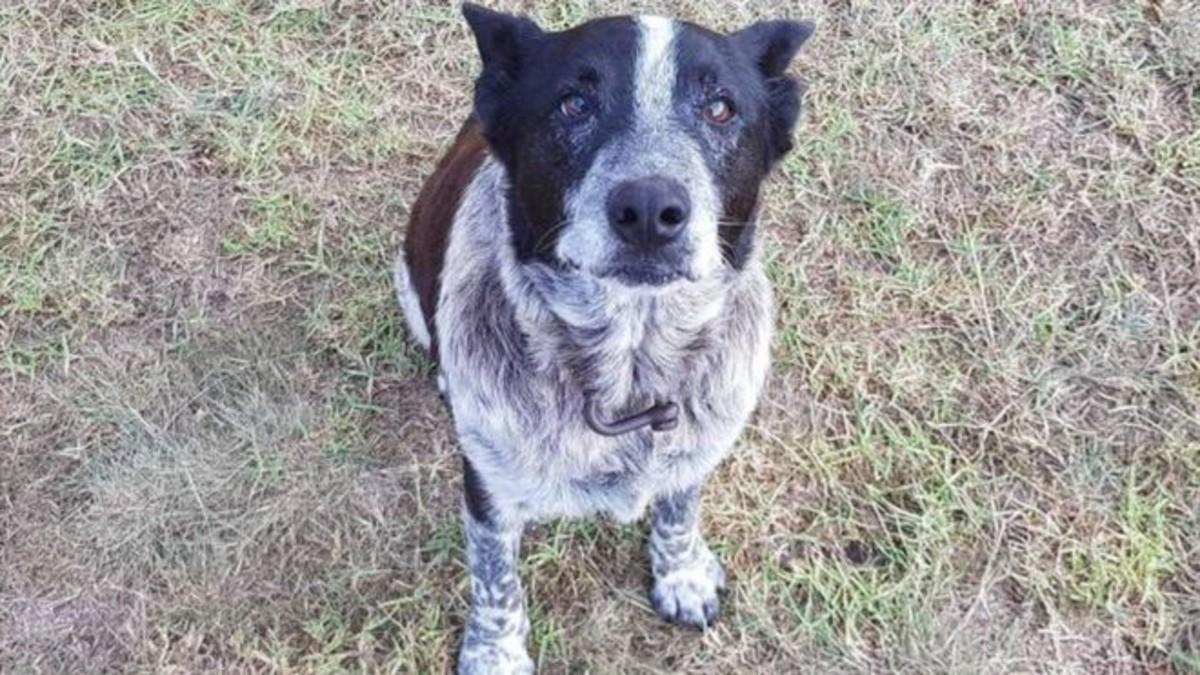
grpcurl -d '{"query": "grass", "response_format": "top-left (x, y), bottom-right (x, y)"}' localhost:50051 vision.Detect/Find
top-left (2, 0), bottom-right (1198, 672)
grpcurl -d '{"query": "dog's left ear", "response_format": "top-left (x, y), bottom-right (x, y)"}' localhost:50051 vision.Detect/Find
top-left (732, 20), bottom-right (815, 162)
top-left (732, 20), bottom-right (815, 79)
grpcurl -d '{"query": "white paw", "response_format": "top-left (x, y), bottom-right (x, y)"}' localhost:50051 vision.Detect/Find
top-left (457, 637), bottom-right (534, 675)
top-left (650, 546), bottom-right (726, 629)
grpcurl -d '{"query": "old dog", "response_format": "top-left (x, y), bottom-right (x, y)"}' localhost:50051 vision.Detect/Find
top-left (395, 5), bottom-right (814, 672)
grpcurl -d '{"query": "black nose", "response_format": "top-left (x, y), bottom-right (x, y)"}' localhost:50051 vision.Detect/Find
top-left (606, 177), bottom-right (691, 248)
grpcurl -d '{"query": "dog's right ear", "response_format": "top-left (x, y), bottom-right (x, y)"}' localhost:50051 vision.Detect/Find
top-left (462, 3), bottom-right (543, 83)
top-left (462, 4), bottom-right (544, 134)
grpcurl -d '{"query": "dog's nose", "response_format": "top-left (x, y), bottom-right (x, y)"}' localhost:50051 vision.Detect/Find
top-left (606, 177), bottom-right (691, 248)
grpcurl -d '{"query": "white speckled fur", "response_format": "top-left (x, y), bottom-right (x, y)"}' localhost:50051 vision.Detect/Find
top-left (393, 253), bottom-right (431, 350)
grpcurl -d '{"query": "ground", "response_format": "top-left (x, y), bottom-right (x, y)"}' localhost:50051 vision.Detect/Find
top-left (1, 0), bottom-right (1198, 672)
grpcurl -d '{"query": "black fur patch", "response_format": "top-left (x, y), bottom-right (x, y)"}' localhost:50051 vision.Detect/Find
top-left (466, 10), bottom-right (640, 262)
top-left (463, 456), bottom-right (494, 525)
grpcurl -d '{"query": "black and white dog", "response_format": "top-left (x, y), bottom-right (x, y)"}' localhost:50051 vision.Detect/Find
top-left (395, 5), bottom-right (813, 672)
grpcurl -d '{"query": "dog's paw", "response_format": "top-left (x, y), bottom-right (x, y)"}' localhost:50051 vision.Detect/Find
top-left (649, 546), bottom-right (726, 629)
top-left (457, 639), bottom-right (534, 675)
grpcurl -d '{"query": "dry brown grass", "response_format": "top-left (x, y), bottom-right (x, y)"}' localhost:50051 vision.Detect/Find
top-left (2, 0), bottom-right (1198, 672)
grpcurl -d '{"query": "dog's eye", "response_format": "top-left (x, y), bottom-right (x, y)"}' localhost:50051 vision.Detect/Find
top-left (559, 93), bottom-right (591, 119)
top-left (703, 97), bottom-right (736, 125)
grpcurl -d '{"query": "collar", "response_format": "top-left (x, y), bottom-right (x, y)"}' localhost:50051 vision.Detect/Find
top-left (584, 398), bottom-right (679, 436)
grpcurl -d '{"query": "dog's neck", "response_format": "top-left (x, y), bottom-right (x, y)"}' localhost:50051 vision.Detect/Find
top-left (498, 247), bottom-right (729, 412)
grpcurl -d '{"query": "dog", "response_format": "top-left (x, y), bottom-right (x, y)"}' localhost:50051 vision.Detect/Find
top-left (394, 5), bottom-right (813, 672)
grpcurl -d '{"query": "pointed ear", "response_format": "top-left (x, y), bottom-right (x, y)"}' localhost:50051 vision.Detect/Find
top-left (732, 20), bottom-right (815, 79)
top-left (732, 21), bottom-right (815, 164)
top-left (462, 3), bottom-right (544, 81)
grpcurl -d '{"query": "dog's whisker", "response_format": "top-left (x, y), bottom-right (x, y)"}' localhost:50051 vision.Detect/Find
top-left (532, 219), bottom-right (571, 255)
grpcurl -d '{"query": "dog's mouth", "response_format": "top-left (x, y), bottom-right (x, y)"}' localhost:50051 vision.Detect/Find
top-left (599, 249), bottom-right (694, 286)
top-left (604, 263), bottom-right (687, 287)
top-left (550, 255), bottom-right (689, 287)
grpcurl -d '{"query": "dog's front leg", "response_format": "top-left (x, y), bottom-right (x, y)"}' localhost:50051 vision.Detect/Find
top-left (648, 485), bottom-right (726, 629)
top-left (458, 460), bottom-right (532, 675)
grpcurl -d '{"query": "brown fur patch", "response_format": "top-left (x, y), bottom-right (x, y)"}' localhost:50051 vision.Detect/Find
top-left (402, 118), bottom-right (490, 361)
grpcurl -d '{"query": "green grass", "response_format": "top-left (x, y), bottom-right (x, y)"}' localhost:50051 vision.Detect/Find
top-left (2, 0), bottom-right (1199, 673)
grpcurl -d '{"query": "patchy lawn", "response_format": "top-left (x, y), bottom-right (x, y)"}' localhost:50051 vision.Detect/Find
top-left (1, 1), bottom-right (1198, 672)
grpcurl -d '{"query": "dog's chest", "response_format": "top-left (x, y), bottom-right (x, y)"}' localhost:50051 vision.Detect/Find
top-left (522, 349), bottom-right (756, 521)
top-left (441, 274), bottom-right (771, 522)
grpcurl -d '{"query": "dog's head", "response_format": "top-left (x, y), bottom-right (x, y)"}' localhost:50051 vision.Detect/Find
top-left (463, 4), bottom-right (813, 287)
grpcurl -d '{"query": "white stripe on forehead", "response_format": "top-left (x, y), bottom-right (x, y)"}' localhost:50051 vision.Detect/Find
top-left (635, 16), bottom-right (678, 127)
